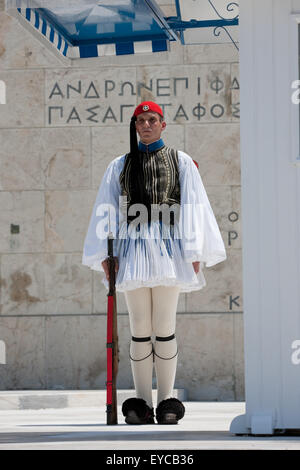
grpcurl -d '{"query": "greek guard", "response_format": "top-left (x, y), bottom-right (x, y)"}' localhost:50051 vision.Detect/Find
top-left (82, 101), bottom-right (226, 424)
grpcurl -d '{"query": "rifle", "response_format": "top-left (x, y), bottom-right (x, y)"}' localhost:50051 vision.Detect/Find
top-left (106, 230), bottom-right (119, 425)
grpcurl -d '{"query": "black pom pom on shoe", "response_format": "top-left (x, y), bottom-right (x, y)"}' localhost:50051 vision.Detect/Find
top-left (122, 398), bottom-right (154, 425)
top-left (156, 398), bottom-right (185, 425)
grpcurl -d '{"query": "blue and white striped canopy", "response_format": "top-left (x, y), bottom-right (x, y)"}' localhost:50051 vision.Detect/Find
top-left (6, 1), bottom-right (239, 60)
top-left (7, 1), bottom-right (178, 59)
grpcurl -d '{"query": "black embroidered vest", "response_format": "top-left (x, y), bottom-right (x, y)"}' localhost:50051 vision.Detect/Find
top-left (119, 145), bottom-right (181, 224)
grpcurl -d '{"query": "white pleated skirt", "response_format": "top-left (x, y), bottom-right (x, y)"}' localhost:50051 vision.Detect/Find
top-left (101, 220), bottom-right (206, 293)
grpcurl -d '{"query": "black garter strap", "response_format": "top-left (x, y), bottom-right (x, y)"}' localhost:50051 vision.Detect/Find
top-left (131, 336), bottom-right (151, 342)
top-left (130, 335), bottom-right (177, 361)
top-left (130, 336), bottom-right (153, 362)
top-left (153, 348), bottom-right (178, 361)
top-left (153, 334), bottom-right (178, 361)
top-left (155, 334), bottom-right (175, 342)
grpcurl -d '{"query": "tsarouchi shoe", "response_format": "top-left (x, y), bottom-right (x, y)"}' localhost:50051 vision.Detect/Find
top-left (122, 398), bottom-right (155, 425)
top-left (156, 398), bottom-right (185, 425)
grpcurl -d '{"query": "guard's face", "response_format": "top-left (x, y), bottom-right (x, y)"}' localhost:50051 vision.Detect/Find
top-left (135, 111), bottom-right (166, 144)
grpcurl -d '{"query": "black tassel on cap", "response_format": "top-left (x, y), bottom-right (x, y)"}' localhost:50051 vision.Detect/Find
top-left (126, 116), bottom-right (151, 222)
top-left (129, 115), bottom-right (138, 158)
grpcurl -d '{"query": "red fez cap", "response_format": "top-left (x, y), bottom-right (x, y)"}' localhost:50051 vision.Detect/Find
top-left (133, 101), bottom-right (164, 118)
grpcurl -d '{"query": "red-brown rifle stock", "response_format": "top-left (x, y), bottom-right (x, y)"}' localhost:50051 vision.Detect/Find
top-left (106, 233), bottom-right (118, 425)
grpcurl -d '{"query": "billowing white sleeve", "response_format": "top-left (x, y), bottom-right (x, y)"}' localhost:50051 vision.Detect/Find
top-left (82, 156), bottom-right (124, 272)
top-left (178, 151), bottom-right (227, 267)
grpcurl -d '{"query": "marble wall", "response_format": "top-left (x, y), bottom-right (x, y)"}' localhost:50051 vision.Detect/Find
top-left (0, 1), bottom-right (244, 400)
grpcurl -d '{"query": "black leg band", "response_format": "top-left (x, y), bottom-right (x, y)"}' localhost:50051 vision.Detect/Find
top-left (153, 334), bottom-right (178, 361)
top-left (130, 336), bottom-right (153, 362)
top-left (155, 334), bottom-right (175, 342)
top-left (131, 336), bottom-right (151, 342)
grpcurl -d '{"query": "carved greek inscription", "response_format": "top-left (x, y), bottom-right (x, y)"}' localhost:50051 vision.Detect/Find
top-left (228, 211), bottom-right (239, 246)
top-left (46, 73), bottom-right (240, 125)
top-left (230, 75), bottom-right (240, 119)
top-left (229, 295), bottom-right (240, 310)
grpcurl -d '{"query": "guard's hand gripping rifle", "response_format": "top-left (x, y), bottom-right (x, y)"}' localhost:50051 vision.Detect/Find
top-left (106, 231), bottom-right (119, 425)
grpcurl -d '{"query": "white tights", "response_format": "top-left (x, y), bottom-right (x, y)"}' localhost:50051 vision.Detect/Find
top-left (124, 285), bottom-right (181, 408)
